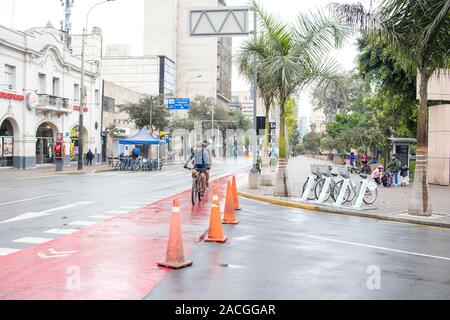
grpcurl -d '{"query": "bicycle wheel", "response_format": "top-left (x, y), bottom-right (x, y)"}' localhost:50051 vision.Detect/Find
top-left (314, 178), bottom-right (331, 201)
top-left (363, 188), bottom-right (378, 205)
top-left (302, 178), bottom-right (317, 200)
top-left (198, 175), bottom-right (205, 202)
top-left (191, 178), bottom-right (199, 205)
top-left (332, 180), bottom-right (351, 203)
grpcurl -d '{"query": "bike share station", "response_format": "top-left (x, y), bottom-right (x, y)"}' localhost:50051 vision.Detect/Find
top-left (116, 128), bottom-right (168, 171)
top-left (300, 164), bottom-right (379, 211)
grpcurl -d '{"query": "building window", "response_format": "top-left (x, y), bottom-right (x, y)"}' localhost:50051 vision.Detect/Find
top-left (74, 83), bottom-right (80, 102)
top-left (38, 73), bottom-right (47, 94)
top-left (4, 65), bottom-right (16, 90)
top-left (52, 77), bottom-right (60, 97)
top-left (95, 89), bottom-right (100, 108)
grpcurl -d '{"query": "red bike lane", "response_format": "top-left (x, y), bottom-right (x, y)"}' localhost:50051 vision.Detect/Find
top-left (0, 174), bottom-right (241, 300)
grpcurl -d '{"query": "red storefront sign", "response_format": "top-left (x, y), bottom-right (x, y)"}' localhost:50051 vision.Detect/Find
top-left (72, 105), bottom-right (89, 112)
top-left (0, 91), bottom-right (24, 101)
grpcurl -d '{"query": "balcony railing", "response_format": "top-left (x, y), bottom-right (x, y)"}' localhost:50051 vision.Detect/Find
top-left (37, 94), bottom-right (70, 110)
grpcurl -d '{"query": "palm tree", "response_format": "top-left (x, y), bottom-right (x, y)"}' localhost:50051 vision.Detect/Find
top-left (251, 2), bottom-right (348, 196)
top-left (235, 33), bottom-right (276, 163)
top-left (331, 0), bottom-right (450, 216)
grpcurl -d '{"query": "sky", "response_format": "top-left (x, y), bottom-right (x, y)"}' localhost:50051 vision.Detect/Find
top-left (0, 0), bottom-right (374, 117)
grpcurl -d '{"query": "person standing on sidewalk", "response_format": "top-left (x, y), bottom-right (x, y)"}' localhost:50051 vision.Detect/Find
top-left (86, 149), bottom-right (94, 166)
top-left (387, 154), bottom-right (401, 186)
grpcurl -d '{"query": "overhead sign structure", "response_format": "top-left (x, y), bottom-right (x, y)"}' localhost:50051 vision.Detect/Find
top-left (189, 6), bottom-right (250, 36)
top-left (167, 98), bottom-right (190, 110)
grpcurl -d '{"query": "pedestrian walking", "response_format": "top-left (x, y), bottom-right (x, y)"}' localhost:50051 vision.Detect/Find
top-left (86, 149), bottom-right (94, 166)
top-left (386, 154), bottom-right (401, 186)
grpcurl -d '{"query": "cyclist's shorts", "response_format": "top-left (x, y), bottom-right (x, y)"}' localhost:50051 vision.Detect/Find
top-left (194, 165), bottom-right (207, 173)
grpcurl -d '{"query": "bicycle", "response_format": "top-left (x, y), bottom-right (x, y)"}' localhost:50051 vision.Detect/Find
top-left (302, 171), bottom-right (323, 201)
top-left (184, 165), bottom-right (206, 205)
top-left (314, 172), bottom-right (341, 201)
top-left (332, 173), bottom-right (378, 205)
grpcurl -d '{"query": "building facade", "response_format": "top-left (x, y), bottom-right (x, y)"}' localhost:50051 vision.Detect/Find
top-left (143, 0), bottom-right (232, 110)
top-left (102, 45), bottom-right (176, 98)
top-left (425, 69), bottom-right (450, 186)
top-left (101, 80), bottom-right (144, 161)
top-left (0, 23), bottom-right (102, 169)
top-left (309, 107), bottom-right (327, 133)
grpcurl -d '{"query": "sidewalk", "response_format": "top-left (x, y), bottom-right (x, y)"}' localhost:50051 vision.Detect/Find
top-left (240, 156), bottom-right (450, 229)
top-left (0, 163), bottom-right (114, 180)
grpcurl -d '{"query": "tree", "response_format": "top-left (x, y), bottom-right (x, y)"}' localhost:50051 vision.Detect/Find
top-left (331, 0), bottom-right (450, 216)
top-left (235, 28), bottom-right (276, 156)
top-left (106, 124), bottom-right (126, 140)
top-left (120, 95), bottom-right (170, 133)
top-left (249, 2), bottom-right (349, 196)
top-left (356, 35), bottom-right (417, 137)
top-left (312, 74), bottom-right (353, 122)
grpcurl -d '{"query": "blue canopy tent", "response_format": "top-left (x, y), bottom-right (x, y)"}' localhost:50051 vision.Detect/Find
top-left (119, 128), bottom-right (167, 145)
top-left (119, 128), bottom-right (167, 161)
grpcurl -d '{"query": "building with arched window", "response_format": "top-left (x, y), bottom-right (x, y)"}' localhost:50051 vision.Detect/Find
top-left (0, 23), bottom-right (103, 169)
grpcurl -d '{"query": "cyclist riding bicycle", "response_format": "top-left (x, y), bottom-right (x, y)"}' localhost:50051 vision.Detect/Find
top-left (184, 142), bottom-right (212, 188)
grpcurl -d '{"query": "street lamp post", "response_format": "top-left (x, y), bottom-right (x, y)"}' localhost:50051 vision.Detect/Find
top-left (249, 7), bottom-right (260, 188)
top-left (78, 0), bottom-right (115, 171)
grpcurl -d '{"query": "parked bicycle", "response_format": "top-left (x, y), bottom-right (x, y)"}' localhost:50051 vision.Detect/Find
top-left (332, 173), bottom-right (378, 205)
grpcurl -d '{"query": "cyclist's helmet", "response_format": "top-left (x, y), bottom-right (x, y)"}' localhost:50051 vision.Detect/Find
top-left (377, 165), bottom-right (384, 169)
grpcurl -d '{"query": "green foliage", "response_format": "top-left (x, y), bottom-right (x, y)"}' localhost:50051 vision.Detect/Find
top-left (169, 96), bottom-right (251, 132)
top-left (302, 132), bottom-right (323, 154)
top-left (106, 124), bottom-right (126, 140)
top-left (119, 95), bottom-right (170, 133)
top-left (357, 35), bottom-right (417, 137)
top-left (240, 0), bottom-right (349, 163)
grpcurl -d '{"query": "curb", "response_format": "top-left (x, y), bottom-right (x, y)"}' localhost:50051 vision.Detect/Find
top-left (238, 191), bottom-right (450, 229)
top-left (237, 191), bottom-right (317, 211)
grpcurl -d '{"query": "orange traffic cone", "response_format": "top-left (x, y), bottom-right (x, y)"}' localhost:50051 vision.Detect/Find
top-left (205, 188), bottom-right (227, 243)
top-left (232, 175), bottom-right (241, 210)
top-left (223, 181), bottom-right (239, 224)
top-left (157, 198), bottom-right (193, 269)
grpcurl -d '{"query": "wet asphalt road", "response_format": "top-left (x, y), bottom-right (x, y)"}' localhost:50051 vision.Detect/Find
top-left (0, 159), bottom-right (251, 256)
top-left (146, 198), bottom-right (450, 300)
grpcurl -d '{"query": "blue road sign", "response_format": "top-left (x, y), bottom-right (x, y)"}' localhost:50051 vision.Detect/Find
top-left (167, 98), bottom-right (190, 110)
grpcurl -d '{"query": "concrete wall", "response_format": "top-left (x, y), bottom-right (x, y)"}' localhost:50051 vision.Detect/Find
top-left (102, 81), bottom-right (143, 158)
top-left (428, 104), bottom-right (450, 186)
top-left (418, 69), bottom-right (450, 101)
top-left (143, 0), bottom-right (232, 112)
top-left (102, 56), bottom-right (160, 96)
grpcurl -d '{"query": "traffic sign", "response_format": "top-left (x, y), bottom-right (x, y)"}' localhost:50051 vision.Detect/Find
top-left (167, 98), bottom-right (190, 110)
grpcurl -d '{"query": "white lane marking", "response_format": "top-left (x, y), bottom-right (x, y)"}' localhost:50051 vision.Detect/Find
top-left (302, 234), bottom-right (450, 262)
top-left (0, 248), bottom-right (21, 256)
top-left (44, 228), bottom-right (78, 235)
top-left (89, 215), bottom-right (112, 219)
top-left (68, 220), bottom-right (97, 226)
top-left (0, 201), bottom-right (93, 224)
top-left (13, 237), bottom-right (53, 244)
top-left (0, 193), bottom-right (65, 207)
top-left (38, 248), bottom-right (77, 259)
top-left (105, 210), bottom-right (128, 215)
top-left (120, 206), bottom-right (140, 210)
top-left (0, 187), bottom-right (12, 191)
